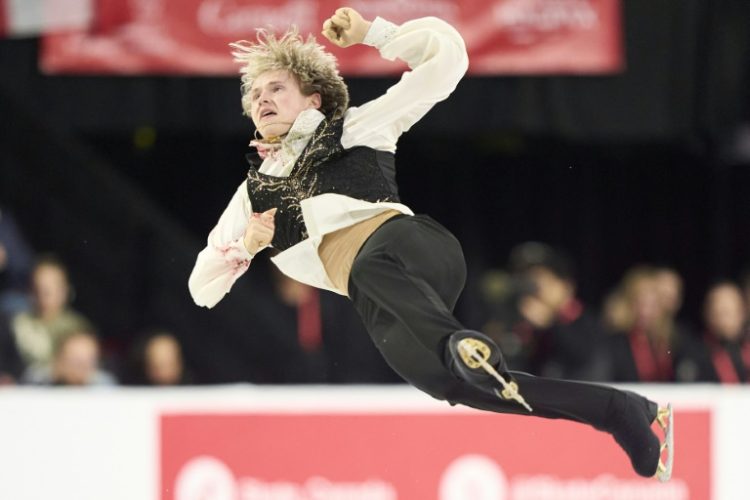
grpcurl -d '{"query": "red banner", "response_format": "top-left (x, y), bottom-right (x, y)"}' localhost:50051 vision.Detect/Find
top-left (161, 409), bottom-right (708, 500)
top-left (0, 0), bottom-right (6, 38)
top-left (41, 0), bottom-right (623, 76)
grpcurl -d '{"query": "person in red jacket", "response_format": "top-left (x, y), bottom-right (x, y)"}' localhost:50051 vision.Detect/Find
top-left (676, 281), bottom-right (750, 383)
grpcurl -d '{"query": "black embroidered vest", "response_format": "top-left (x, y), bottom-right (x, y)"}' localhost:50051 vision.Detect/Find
top-left (246, 117), bottom-right (400, 250)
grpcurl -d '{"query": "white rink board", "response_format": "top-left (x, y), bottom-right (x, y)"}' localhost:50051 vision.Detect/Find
top-left (0, 384), bottom-right (740, 500)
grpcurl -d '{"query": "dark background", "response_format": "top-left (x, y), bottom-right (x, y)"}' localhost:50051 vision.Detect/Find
top-left (1, 0), bottom-right (749, 382)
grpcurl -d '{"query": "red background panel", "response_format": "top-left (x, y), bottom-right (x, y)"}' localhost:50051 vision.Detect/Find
top-left (161, 409), bottom-right (709, 499)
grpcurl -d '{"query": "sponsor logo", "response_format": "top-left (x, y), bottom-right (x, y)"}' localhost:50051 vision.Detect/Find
top-left (440, 454), bottom-right (509, 500)
top-left (174, 456), bottom-right (397, 500)
top-left (439, 454), bottom-right (689, 500)
top-left (174, 456), bottom-right (237, 500)
top-left (198, 0), bottom-right (317, 36)
top-left (510, 474), bottom-right (689, 500)
top-left (349, 0), bottom-right (460, 24)
top-left (175, 453), bottom-right (690, 500)
top-left (493, 0), bottom-right (600, 44)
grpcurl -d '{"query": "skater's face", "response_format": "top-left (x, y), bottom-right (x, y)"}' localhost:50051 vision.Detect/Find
top-left (249, 69), bottom-right (321, 139)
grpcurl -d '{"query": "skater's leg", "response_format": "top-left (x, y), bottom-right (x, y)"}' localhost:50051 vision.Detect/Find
top-left (458, 372), bottom-right (662, 478)
top-left (349, 216), bottom-right (517, 397)
top-left (350, 214), bottom-right (599, 420)
top-left (348, 215), bottom-right (666, 478)
top-left (349, 214), bottom-right (466, 355)
top-left (357, 291), bottom-right (663, 478)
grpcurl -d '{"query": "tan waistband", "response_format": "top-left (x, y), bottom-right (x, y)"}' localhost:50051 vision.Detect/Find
top-left (317, 209), bottom-right (402, 295)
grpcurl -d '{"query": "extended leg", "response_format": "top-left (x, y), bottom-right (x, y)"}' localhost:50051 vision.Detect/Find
top-left (348, 216), bottom-right (668, 478)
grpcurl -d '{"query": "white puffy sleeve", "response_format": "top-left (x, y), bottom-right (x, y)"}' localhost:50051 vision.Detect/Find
top-left (342, 16), bottom-right (470, 153)
top-left (188, 182), bottom-right (254, 308)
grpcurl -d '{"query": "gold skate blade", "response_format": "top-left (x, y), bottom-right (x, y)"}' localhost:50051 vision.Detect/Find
top-left (656, 406), bottom-right (670, 430)
top-left (457, 338), bottom-right (492, 369)
top-left (500, 381), bottom-right (519, 400)
top-left (457, 340), bottom-right (533, 413)
top-left (654, 403), bottom-right (674, 483)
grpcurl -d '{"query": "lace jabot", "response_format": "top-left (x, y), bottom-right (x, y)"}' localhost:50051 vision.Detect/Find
top-left (249, 108), bottom-right (326, 171)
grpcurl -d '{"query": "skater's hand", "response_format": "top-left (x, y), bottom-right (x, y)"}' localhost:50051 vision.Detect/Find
top-left (243, 208), bottom-right (276, 255)
top-left (321, 7), bottom-right (371, 48)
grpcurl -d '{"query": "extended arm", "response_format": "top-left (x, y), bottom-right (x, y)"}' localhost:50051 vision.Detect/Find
top-left (323, 8), bottom-right (470, 151)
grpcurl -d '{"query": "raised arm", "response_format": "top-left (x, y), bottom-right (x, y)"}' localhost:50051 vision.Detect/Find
top-left (322, 8), bottom-right (469, 152)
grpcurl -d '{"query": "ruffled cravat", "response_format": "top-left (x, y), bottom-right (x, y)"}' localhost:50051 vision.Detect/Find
top-left (249, 109), bottom-right (326, 172)
top-left (249, 138), bottom-right (282, 160)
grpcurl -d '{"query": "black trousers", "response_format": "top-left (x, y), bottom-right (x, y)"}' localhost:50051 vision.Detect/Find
top-left (348, 214), bottom-right (658, 440)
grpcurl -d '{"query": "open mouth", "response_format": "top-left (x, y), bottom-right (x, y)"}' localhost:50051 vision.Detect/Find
top-left (260, 110), bottom-right (276, 119)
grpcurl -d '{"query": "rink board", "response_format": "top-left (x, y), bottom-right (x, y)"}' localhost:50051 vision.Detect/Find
top-left (0, 385), bottom-right (735, 499)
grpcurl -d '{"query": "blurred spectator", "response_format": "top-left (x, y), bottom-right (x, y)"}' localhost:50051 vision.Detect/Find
top-left (506, 242), bottom-right (609, 380)
top-left (604, 266), bottom-right (679, 382)
top-left (602, 288), bottom-right (630, 335)
top-left (127, 330), bottom-right (192, 386)
top-left (740, 267), bottom-right (750, 318)
top-left (10, 254), bottom-right (93, 375)
top-left (472, 268), bottom-right (527, 370)
top-left (23, 329), bottom-right (116, 386)
top-left (0, 207), bottom-right (34, 317)
top-left (654, 266), bottom-right (694, 337)
top-left (267, 264), bottom-right (328, 382)
top-left (675, 282), bottom-right (750, 383)
top-left (268, 261), bottom-right (401, 384)
top-left (0, 312), bottom-right (23, 384)
top-left (654, 267), bottom-right (683, 320)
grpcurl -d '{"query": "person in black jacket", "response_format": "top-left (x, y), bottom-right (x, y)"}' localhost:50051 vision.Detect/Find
top-left (0, 312), bottom-right (22, 384)
top-left (0, 207), bottom-right (33, 317)
top-left (509, 242), bottom-right (610, 381)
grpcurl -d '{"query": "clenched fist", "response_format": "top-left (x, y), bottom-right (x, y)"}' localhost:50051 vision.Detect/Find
top-left (243, 207), bottom-right (277, 255)
top-left (321, 7), bottom-right (371, 48)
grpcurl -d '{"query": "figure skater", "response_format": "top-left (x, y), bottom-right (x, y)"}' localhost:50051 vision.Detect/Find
top-left (188, 7), bottom-right (673, 481)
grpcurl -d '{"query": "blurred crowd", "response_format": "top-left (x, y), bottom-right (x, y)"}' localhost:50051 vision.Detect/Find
top-left (476, 242), bottom-right (750, 384)
top-left (0, 207), bottom-right (190, 387)
top-left (2, 204), bottom-right (750, 388)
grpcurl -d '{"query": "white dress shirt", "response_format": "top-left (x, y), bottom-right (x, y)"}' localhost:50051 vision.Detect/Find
top-left (189, 16), bottom-right (469, 308)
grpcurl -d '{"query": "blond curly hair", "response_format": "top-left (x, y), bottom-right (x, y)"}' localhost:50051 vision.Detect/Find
top-left (231, 28), bottom-right (349, 120)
